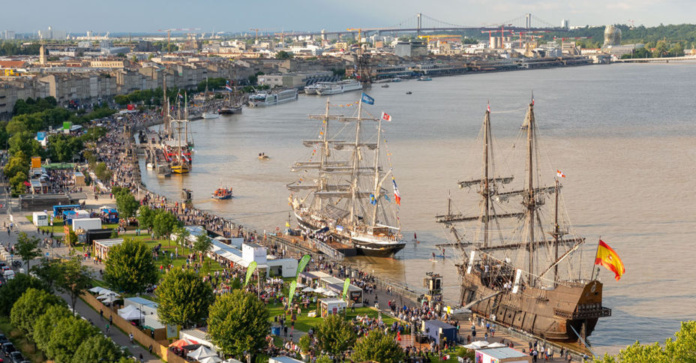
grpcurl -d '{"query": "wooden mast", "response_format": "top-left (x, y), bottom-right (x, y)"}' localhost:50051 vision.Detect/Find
top-left (483, 107), bottom-right (491, 248)
top-left (525, 101), bottom-right (536, 286)
top-left (554, 178), bottom-right (560, 285)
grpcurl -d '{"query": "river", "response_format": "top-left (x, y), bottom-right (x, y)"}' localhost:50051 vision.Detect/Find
top-left (140, 63), bottom-right (696, 354)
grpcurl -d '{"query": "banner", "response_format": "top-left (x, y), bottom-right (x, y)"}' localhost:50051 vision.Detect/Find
top-left (361, 93), bottom-right (374, 105)
top-left (296, 254), bottom-right (311, 279)
top-left (288, 280), bottom-right (297, 308)
top-left (342, 278), bottom-right (351, 299)
top-left (244, 261), bottom-right (257, 287)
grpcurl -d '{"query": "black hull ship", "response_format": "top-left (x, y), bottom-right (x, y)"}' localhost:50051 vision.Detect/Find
top-left (288, 98), bottom-right (406, 257)
top-left (437, 101), bottom-right (611, 343)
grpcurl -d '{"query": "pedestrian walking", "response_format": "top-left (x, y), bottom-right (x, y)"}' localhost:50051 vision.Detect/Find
top-left (129, 332), bottom-right (134, 344)
top-left (106, 323), bottom-right (110, 334)
top-left (100, 309), bottom-right (104, 321)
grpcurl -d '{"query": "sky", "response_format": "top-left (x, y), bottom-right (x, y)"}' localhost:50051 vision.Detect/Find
top-left (2, 0), bottom-right (695, 34)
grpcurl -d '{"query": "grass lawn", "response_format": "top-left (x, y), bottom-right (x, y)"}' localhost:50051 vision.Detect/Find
top-left (267, 303), bottom-right (397, 332)
top-left (0, 316), bottom-right (47, 362)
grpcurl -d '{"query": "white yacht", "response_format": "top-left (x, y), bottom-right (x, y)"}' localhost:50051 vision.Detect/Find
top-left (248, 89), bottom-right (298, 107)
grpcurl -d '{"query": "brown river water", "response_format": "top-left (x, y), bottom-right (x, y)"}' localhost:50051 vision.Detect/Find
top-left (140, 63), bottom-right (696, 353)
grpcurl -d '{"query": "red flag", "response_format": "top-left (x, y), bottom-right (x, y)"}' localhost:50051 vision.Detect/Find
top-left (381, 112), bottom-right (392, 122)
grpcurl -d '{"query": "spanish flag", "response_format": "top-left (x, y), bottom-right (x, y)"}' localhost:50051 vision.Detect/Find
top-left (595, 240), bottom-right (625, 281)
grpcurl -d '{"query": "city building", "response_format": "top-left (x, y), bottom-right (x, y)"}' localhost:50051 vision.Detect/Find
top-left (395, 41), bottom-right (428, 58)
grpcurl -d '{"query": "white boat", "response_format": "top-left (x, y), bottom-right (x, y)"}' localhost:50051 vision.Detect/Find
top-left (248, 89), bottom-right (298, 107)
top-left (316, 80), bottom-right (363, 96)
top-left (305, 82), bottom-right (331, 95)
top-left (202, 111), bottom-right (220, 119)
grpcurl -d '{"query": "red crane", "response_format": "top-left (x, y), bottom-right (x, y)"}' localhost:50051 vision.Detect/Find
top-left (481, 24), bottom-right (513, 49)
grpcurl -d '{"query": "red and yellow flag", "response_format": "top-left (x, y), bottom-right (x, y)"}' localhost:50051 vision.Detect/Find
top-left (595, 240), bottom-right (625, 281)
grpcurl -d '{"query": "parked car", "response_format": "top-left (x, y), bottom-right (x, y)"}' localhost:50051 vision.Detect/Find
top-left (9, 351), bottom-right (24, 363)
top-left (1, 342), bottom-right (15, 355)
top-left (0, 333), bottom-right (8, 344)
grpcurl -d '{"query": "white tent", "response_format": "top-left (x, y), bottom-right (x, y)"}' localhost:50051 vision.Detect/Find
top-left (301, 287), bottom-right (315, 293)
top-left (200, 356), bottom-right (223, 363)
top-left (471, 340), bottom-right (490, 349)
top-left (187, 345), bottom-right (217, 360)
top-left (324, 291), bottom-right (338, 297)
top-left (89, 286), bottom-right (106, 294)
top-left (314, 287), bottom-right (328, 295)
top-left (101, 295), bottom-right (119, 304)
top-left (118, 305), bottom-right (142, 321)
top-left (224, 359), bottom-right (243, 363)
top-left (487, 342), bottom-right (506, 348)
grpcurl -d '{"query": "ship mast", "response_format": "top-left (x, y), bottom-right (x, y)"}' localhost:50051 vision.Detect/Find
top-left (370, 116), bottom-right (383, 227)
top-left (524, 101), bottom-right (537, 286)
top-left (348, 97), bottom-right (363, 225)
top-left (482, 108), bottom-right (491, 248)
top-left (553, 178), bottom-right (560, 285)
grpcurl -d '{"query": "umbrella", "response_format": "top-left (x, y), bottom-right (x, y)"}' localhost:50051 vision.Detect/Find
top-left (324, 291), bottom-right (338, 297)
top-left (302, 287), bottom-right (315, 293)
top-left (200, 356), bottom-right (222, 363)
top-left (471, 340), bottom-right (490, 349)
top-left (314, 287), bottom-right (327, 294)
top-left (101, 295), bottom-right (119, 304)
top-left (187, 345), bottom-right (216, 360)
top-left (296, 282), bottom-right (306, 288)
top-left (89, 286), bottom-right (106, 294)
top-left (224, 359), bottom-right (243, 363)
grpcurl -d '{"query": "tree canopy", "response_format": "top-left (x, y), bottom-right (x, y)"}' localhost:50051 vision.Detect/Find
top-left (114, 187), bottom-right (140, 219)
top-left (314, 314), bottom-right (357, 357)
top-left (0, 273), bottom-right (48, 316)
top-left (71, 335), bottom-right (123, 363)
top-left (351, 330), bottom-right (405, 363)
top-left (153, 210), bottom-right (181, 238)
top-left (208, 290), bottom-right (271, 359)
top-left (157, 268), bottom-right (215, 328)
top-left (10, 288), bottom-right (65, 341)
top-left (595, 321), bottom-right (696, 362)
top-left (45, 315), bottom-right (100, 363)
top-left (56, 258), bottom-right (93, 314)
top-left (34, 304), bottom-right (72, 352)
top-left (14, 232), bottom-right (42, 271)
top-left (104, 238), bottom-right (158, 293)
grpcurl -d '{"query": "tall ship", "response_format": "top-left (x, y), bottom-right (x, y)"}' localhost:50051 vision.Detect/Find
top-left (219, 80), bottom-right (244, 115)
top-left (287, 98), bottom-right (406, 256)
top-left (316, 80), bottom-right (363, 96)
top-left (248, 88), bottom-right (298, 107)
top-left (201, 78), bottom-right (220, 119)
top-left (436, 101), bottom-right (611, 344)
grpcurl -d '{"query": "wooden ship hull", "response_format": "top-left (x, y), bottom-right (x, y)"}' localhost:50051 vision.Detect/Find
top-left (461, 268), bottom-right (611, 342)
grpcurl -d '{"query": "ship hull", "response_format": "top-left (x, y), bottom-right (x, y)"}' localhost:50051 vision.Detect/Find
top-left (461, 271), bottom-right (610, 342)
top-left (294, 212), bottom-right (405, 257)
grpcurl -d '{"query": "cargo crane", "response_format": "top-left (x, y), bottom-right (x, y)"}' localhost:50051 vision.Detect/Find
top-left (481, 25), bottom-right (514, 49)
top-left (512, 30), bottom-right (548, 48)
top-left (158, 28), bottom-right (201, 53)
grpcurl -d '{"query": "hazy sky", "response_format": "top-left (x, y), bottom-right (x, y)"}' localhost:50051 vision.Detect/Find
top-left (2, 0), bottom-right (695, 34)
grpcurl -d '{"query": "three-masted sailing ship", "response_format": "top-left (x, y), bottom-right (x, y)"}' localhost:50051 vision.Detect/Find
top-left (287, 97), bottom-right (405, 256)
top-left (436, 101), bottom-right (611, 343)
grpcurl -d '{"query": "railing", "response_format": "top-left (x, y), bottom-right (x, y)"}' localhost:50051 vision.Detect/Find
top-left (553, 307), bottom-right (612, 320)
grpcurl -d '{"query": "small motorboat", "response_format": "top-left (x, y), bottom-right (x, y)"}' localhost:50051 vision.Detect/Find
top-left (406, 91), bottom-right (412, 95)
top-left (258, 152), bottom-right (270, 160)
top-left (381, 84), bottom-right (389, 88)
top-left (212, 187), bottom-right (233, 200)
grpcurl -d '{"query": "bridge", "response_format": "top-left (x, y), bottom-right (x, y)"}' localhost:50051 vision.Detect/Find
top-left (259, 13), bottom-right (566, 39)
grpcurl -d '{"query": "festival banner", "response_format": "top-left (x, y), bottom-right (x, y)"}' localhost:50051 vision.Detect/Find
top-left (342, 278), bottom-right (351, 299)
top-left (288, 280), bottom-right (297, 307)
top-left (244, 261), bottom-right (258, 287)
top-left (296, 254), bottom-right (311, 279)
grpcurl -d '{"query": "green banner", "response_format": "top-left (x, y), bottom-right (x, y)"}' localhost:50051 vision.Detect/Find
top-left (342, 278), bottom-right (351, 299)
top-left (288, 280), bottom-right (297, 308)
top-left (244, 261), bottom-right (257, 287)
top-left (296, 254), bottom-right (311, 279)
top-left (63, 121), bottom-right (72, 130)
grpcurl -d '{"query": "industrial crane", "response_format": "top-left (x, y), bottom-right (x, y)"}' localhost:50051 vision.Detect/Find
top-left (481, 25), bottom-right (513, 49)
top-left (158, 28), bottom-right (201, 53)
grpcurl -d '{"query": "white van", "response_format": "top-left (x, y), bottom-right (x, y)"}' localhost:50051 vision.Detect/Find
top-left (3, 270), bottom-right (15, 280)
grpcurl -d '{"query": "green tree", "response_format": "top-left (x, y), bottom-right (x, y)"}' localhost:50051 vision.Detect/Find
top-left (314, 314), bottom-right (357, 357)
top-left (0, 273), bottom-right (48, 316)
top-left (34, 304), bottom-right (72, 352)
top-left (153, 210), bottom-right (181, 239)
top-left (31, 258), bottom-right (64, 292)
top-left (137, 205), bottom-right (157, 230)
top-left (173, 225), bottom-right (191, 248)
top-left (10, 288), bottom-right (65, 341)
top-left (10, 170), bottom-right (27, 196)
top-left (71, 335), bottom-right (123, 363)
top-left (653, 40), bottom-right (669, 57)
top-left (157, 269), bottom-right (215, 328)
top-left (115, 189), bottom-right (140, 219)
top-left (56, 258), bottom-right (92, 315)
top-left (193, 233), bottom-right (212, 263)
top-left (208, 290), bottom-right (271, 360)
top-left (351, 330), bottom-right (405, 363)
top-left (104, 238), bottom-right (158, 294)
top-left (14, 232), bottom-right (42, 271)
top-left (275, 50), bottom-right (293, 60)
top-left (595, 321), bottom-right (696, 362)
top-left (46, 316), bottom-right (99, 363)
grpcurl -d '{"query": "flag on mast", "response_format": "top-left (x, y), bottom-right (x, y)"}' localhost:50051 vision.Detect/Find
top-left (381, 112), bottom-right (392, 122)
top-left (392, 179), bottom-right (401, 205)
top-left (361, 93), bottom-right (374, 105)
top-left (557, 170), bottom-right (566, 178)
top-left (595, 240), bottom-right (625, 281)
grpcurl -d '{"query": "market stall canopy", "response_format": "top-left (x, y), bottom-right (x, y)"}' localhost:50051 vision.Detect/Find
top-left (187, 345), bottom-right (217, 360)
top-left (301, 287), bottom-right (315, 293)
top-left (200, 356), bottom-right (223, 363)
top-left (118, 305), bottom-right (143, 321)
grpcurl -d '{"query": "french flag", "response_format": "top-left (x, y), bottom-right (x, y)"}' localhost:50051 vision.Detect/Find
top-left (392, 180), bottom-right (401, 206)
